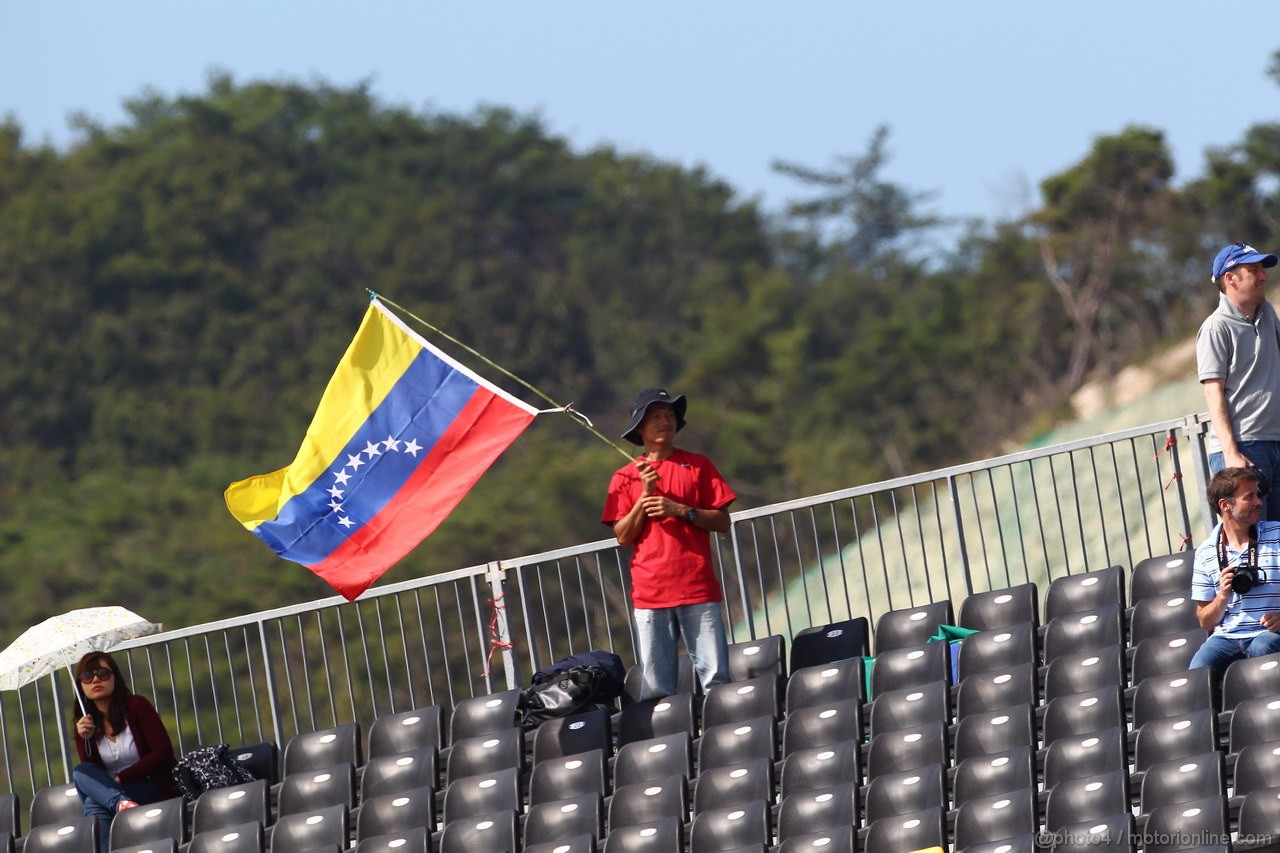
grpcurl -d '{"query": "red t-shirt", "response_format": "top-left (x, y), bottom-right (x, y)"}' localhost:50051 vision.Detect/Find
top-left (601, 448), bottom-right (736, 609)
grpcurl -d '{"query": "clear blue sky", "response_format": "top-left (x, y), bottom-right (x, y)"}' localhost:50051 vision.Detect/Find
top-left (3, 2), bottom-right (1278, 227)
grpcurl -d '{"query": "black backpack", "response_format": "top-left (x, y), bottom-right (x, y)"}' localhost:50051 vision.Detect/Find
top-left (172, 744), bottom-right (256, 800)
top-left (519, 650), bottom-right (625, 729)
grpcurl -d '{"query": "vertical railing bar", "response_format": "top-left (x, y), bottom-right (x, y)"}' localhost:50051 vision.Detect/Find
top-left (593, 552), bottom-right (615, 655)
top-left (982, 469), bottom-right (1007, 592)
top-left (298, 614), bottom-right (318, 732)
top-left (392, 595), bottom-right (414, 714)
top-left (784, 510), bottom-right (805, 639)
top-left (888, 491), bottom-right (919, 605)
top-left (1090, 446), bottom-right (1112, 570)
top-left (255, 620), bottom-right (283, 754)
top-left (828, 501), bottom-right (853, 620)
top-left (964, 473), bottom-right (990, 592)
top-left (1029, 457), bottom-right (1050, 586)
top-left (850, 497), bottom-right (873, 616)
top-left (514, 568), bottom-right (541, 680)
top-left (222, 631), bottom-right (245, 746)
top-left (350, 603), bottom-right (374, 721)
top-left (412, 589), bottom-right (433, 708)
top-left (202, 634), bottom-right (222, 744)
top-left (1065, 450), bottom-right (1087, 579)
top-left (486, 563), bottom-right (517, 690)
top-left (469, 575), bottom-right (492, 695)
top-left (534, 567), bottom-right (554, 669)
top-left (1005, 464), bottom-right (1025, 590)
top-left (808, 504), bottom-right (832, 625)
top-left (1170, 427), bottom-right (1195, 550)
top-left (276, 619), bottom-right (299, 738)
top-left (870, 494), bottom-right (894, 611)
top-left (433, 591), bottom-right (455, 709)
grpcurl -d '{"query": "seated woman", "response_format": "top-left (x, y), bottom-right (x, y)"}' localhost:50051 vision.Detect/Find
top-left (70, 651), bottom-right (176, 853)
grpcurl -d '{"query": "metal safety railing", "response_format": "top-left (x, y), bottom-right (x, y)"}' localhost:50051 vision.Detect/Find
top-left (0, 412), bottom-right (1216, 806)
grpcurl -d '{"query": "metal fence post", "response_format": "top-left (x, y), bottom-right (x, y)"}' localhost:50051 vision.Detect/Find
top-left (948, 474), bottom-right (976, 597)
top-left (726, 521), bottom-right (756, 641)
top-left (486, 562), bottom-right (518, 691)
top-left (256, 619), bottom-right (283, 753)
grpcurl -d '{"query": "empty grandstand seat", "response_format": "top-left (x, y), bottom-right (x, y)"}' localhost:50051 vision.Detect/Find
top-left (955, 620), bottom-right (1037, 681)
top-left (789, 618), bottom-right (870, 672)
top-left (612, 733), bottom-right (692, 789)
top-left (1222, 651), bottom-right (1280, 719)
top-left (112, 839), bottom-right (177, 853)
top-left (22, 818), bottom-right (97, 853)
top-left (1138, 751), bottom-right (1226, 815)
top-left (1131, 552), bottom-right (1195, 605)
top-left (0, 793), bottom-right (16, 837)
top-left (867, 679), bottom-right (950, 738)
top-left (955, 662), bottom-right (1038, 719)
top-left (1129, 630), bottom-right (1208, 686)
top-left (1047, 812), bottom-right (1135, 851)
top-left (1042, 603), bottom-right (1124, 665)
top-left (190, 780), bottom-right (270, 837)
top-left (522, 793), bottom-right (604, 846)
top-left (1044, 565), bottom-right (1125, 621)
top-left (436, 809), bottom-right (517, 853)
top-left (780, 697), bottom-right (863, 756)
top-left (697, 716), bottom-right (777, 772)
top-left (607, 775), bottom-right (688, 831)
top-left (1236, 786), bottom-right (1280, 851)
top-left (952, 746), bottom-right (1037, 807)
top-left (448, 689), bottom-right (522, 742)
top-left (778, 739), bottom-right (861, 798)
top-left (701, 675), bottom-right (782, 728)
top-left (1042, 645), bottom-right (1125, 704)
top-left (775, 781), bottom-right (859, 840)
top-left (1141, 795), bottom-right (1229, 853)
top-left (952, 787), bottom-right (1039, 852)
top-left (367, 706), bottom-right (444, 758)
top-left (531, 708), bottom-right (612, 763)
top-left (868, 640), bottom-right (950, 698)
top-left (1042, 768), bottom-right (1130, 832)
top-left (445, 727), bottom-right (523, 783)
top-left (528, 748), bottom-right (608, 806)
top-left (862, 764), bottom-right (944, 824)
top-left (525, 836), bottom-right (595, 853)
top-left (774, 825), bottom-right (856, 853)
top-left (601, 816), bottom-right (683, 853)
top-left (108, 797), bottom-right (186, 851)
top-left (784, 658), bottom-right (864, 712)
top-left (691, 757), bottom-right (774, 815)
top-left (1132, 667), bottom-right (1219, 731)
top-left (865, 720), bottom-right (948, 781)
top-left (1128, 593), bottom-right (1200, 646)
top-left (617, 693), bottom-right (697, 747)
top-left (354, 785), bottom-right (436, 843)
top-left (1041, 685), bottom-right (1125, 747)
top-left (1043, 726), bottom-right (1128, 789)
top-left (352, 827), bottom-right (429, 853)
top-left (861, 807), bottom-right (946, 853)
top-left (1231, 739), bottom-right (1280, 797)
top-left (441, 766), bottom-right (521, 824)
top-left (28, 785), bottom-right (82, 835)
top-left (1229, 694), bottom-right (1280, 754)
top-left (621, 657), bottom-right (696, 706)
top-left (873, 601), bottom-right (955, 655)
top-left (1133, 708), bottom-right (1218, 775)
top-left (359, 747), bottom-right (439, 802)
top-left (268, 805), bottom-right (348, 853)
top-left (727, 635), bottom-right (786, 681)
top-left (958, 583), bottom-right (1040, 632)
top-left (187, 821), bottom-right (264, 853)
top-left (276, 762), bottom-right (356, 818)
top-left (281, 722), bottom-right (362, 777)
top-left (687, 799), bottom-right (771, 853)
top-left (228, 742), bottom-right (279, 788)
top-left (953, 704), bottom-right (1036, 764)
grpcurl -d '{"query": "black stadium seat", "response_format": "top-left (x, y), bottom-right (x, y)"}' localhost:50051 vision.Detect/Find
top-left (789, 618), bottom-right (870, 672)
top-left (367, 706), bottom-right (444, 758)
top-left (281, 723), bottom-right (362, 777)
top-left (958, 583), bottom-right (1039, 632)
top-left (874, 601), bottom-right (954, 655)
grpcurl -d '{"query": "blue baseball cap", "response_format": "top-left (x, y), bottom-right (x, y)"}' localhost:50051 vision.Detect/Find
top-left (1212, 242), bottom-right (1278, 280)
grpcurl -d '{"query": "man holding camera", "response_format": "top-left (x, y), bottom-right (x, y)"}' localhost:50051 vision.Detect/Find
top-left (1197, 241), bottom-right (1280, 519)
top-left (1189, 467), bottom-right (1280, 680)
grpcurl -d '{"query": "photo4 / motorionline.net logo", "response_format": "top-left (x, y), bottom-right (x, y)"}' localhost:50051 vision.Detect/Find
top-left (1033, 829), bottom-right (1251, 848)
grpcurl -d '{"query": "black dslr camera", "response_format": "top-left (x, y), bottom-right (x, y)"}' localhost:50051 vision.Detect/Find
top-left (1232, 562), bottom-right (1263, 595)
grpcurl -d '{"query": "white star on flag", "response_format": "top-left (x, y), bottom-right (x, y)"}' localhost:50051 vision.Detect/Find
top-left (346, 453), bottom-right (365, 470)
top-left (403, 438), bottom-right (423, 457)
top-left (382, 436), bottom-right (401, 452)
top-left (364, 440), bottom-right (382, 458)
top-left (337, 516), bottom-right (355, 528)
top-left (334, 471), bottom-right (351, 485)
top-left (329, 500), bottom-right (344, 512)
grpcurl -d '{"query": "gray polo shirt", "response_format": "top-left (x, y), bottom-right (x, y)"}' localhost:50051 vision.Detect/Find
top-left (1197, 293), bottom-right (1280, 452)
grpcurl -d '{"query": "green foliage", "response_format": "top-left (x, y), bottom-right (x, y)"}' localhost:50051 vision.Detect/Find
top-left (2, 74), bottom-right (1279, 640)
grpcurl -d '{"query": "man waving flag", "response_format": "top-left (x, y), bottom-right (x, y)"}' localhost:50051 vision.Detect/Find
top-left (225, 298), bottom-right (537, 601)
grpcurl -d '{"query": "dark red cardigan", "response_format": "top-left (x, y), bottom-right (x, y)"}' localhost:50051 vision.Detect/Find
top-left (74, 694), bottom-right (178, 799)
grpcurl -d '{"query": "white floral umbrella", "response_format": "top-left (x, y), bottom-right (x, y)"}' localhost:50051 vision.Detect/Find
top-left (0, 606), bottom-right (160, 711)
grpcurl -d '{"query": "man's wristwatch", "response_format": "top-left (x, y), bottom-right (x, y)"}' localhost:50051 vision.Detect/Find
top-left (685, 507), bottom-right (699, 524)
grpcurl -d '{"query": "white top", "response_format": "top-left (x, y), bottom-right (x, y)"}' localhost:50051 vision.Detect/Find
top-left (98, 725), bottom-right (138, 776)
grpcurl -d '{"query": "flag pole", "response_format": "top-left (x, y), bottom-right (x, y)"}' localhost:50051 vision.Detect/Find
top-left (370, 291), bottom-right (636, 464)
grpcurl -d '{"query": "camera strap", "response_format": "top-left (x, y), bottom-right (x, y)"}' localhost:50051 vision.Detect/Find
top-left (1217, 523), bottom-right (1259, 574)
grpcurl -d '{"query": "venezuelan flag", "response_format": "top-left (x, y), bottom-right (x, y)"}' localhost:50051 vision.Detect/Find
top-left (225, 300), bottom-right (537, 600)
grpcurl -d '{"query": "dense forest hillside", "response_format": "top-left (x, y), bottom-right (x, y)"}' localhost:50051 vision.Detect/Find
top-left (2, 67), bottom-right (1280, 637)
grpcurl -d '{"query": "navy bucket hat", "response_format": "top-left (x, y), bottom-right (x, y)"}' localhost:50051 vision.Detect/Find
top-left (621, 388), bottom-right (687, 446)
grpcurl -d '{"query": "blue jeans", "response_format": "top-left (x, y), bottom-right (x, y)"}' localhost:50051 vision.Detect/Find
top-left (634, 602), bottom-right (730, 699)
top-left (72, 763), bottom-right (162, 853)
top-left (1188, 632), bottom-right (1280, 682)
top-left (1209, 440), bottom-right (1280, 520)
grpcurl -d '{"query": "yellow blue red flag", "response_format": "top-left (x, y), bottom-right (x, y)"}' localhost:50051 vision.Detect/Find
top-left (225, 299), bottom-right (537, 601)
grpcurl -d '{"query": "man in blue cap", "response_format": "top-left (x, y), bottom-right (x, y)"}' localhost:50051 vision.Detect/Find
top-left (1198, 242), bottom-right (1280, 519)
top-left (600, 388), bottom-right (736, 699)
